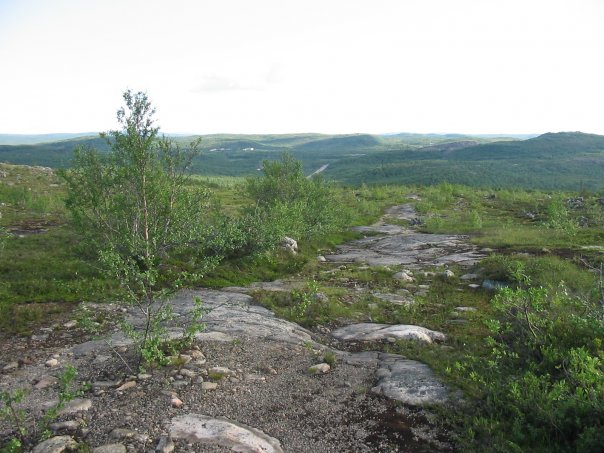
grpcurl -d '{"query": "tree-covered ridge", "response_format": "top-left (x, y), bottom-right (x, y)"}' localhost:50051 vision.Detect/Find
top-left (1, 131), bottom-right (604, 189)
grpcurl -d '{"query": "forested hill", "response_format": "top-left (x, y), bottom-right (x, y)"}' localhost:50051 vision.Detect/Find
top-left (446, 132), bottom-right (604, 160)
top-left (323, 131), bottom-right (604, 190)
top-left (1, 131), bottom-right (604, 190)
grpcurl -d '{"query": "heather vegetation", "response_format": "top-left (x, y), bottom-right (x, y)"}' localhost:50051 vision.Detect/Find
top-left (1, 96), bottom-right (603, 452)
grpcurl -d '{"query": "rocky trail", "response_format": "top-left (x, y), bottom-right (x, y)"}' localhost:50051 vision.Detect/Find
top-left (0, 202), bottom-right (490, 452)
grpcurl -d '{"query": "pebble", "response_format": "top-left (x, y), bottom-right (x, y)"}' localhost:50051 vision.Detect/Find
top-left (171, 397), bottom-right (183, 408)
top-left (110, 428), bottom-right (137, 439)
top-left (93, 444), bottom-right (127, 453)
top-left (179, 354), bottom-right (192, 364)
top-left (50, 420), bottom-right (80, 431)
top-left (3, 361), bottom-right (18, 371)
top-left (209, 366), bottom-right (234, 376)
top-left (63, 320), bottom-right (78, 329)
top-left (45, 358), bottom-right (59, 368)
top-left (32, 436), bottom-right (78, 453)
top-left (308, 363), bottom-right (331, 374)
top-left (201, 382), bottom-right (218, 390)
top-left (116, 381), bottom-right (136, 391)
top-left (317, 255), bottom-right (327, 262)
top-left (59, 398), bottom-right (92, 415)
top-left (189, 350), bottom-right (205, 360)
top-left (393, 271), bottom-right (414, 282)
top-left (443, 270), bottom-right (455, 278)
top-left (35, 376), bottom-right (59, 390)
top-left (155, 437), bottom-right (175, 453)
top-left (179, 369), bottom-right (197, 378)
top-left (137, 373), bottom-right (152, 381)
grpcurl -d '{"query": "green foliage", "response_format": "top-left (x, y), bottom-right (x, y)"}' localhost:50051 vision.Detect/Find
top-left (545, 197), bottom-right (578, 235)
top-left (0, 366), bottom-right (87, 451)
top-left (61, 90), bottom-right (210, 368)
top-left (0, 389), bottom-right (26, 450)
top-left (244, 153), bottom-right (350, 245)
top-left (453, 286), bottom-right (604, 452)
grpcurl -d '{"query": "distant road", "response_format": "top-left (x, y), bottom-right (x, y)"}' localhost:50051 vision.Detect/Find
top-left (307, 164), bottom-right (329, 178)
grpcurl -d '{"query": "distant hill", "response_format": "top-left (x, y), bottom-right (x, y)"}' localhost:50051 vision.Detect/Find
top-left (325, 132), bottom-right (604, 190)
top-left (1, 131), bottom-right (603, 190)
top-left (447, 132), bottom-right (604, 160)
top-left (0, 133), bottom-right (97, 145)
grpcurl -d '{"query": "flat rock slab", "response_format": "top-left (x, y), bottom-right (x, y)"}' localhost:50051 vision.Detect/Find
top-left (352, 224), bottom-right (405, 235)
top-left (332, 323), bottom-right (446, 344)
top-left (72, 289), bottom-right (318, 357)
top-left (32, 436), bottom-right (78, 453)
top-left (385, 204), bottom-right (419, 221)
top-left (372, 356), bottom-right (448, 406)
top-left (169, 414), bottom-right (284, 453)
top-left (372, 292), bottom-right (415, 306)
top-left (338, 351), bottom-right (448, 406)
top-left (327, 231), bottom-right (483, 267)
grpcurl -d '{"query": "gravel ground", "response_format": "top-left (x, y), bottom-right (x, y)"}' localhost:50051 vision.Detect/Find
top-left (1, 332), bottom-right (452, 452)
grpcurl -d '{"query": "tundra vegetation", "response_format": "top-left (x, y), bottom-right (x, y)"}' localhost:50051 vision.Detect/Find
top-left (1, 95), bottom-right (603, 451)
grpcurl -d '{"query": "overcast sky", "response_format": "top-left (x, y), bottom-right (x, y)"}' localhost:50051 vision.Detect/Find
top-left (1, 0), bottom-right (603, 135)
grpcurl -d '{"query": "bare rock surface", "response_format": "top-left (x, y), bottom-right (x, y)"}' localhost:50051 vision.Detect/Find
top-left (372, 292), bottom-right (415, 306)
top-left (372, 357), bottom-right (448, 406)
top-left (332, 323), bottom-right (446, 344)
top-left (0, 203), bottom-right (460, 452)
top-left (169, 414), bottom-right (284, 453)
top-left (328, 204), bottom-right (484, 267)
top-left (32, 436), bottom-right (78, 453)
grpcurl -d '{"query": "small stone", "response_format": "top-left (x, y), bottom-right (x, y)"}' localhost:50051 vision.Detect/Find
top-left (208, 366), bottom-right (234, 376)
top-left (314, 292), bottom-right (329, 303)
top-left (110, 428), bottom-right (137, 439)
top-left (178, 354), bottom-right (192, 364)
top-left (35, 376), bottom-right (59, 390)
top-left (468, 284), bottom-right (480, 289)
top-left (201, 382), bottom-right (218, 391)
top-left (317, 255), bottom-right (327, 262)
top-left (455, 306), bottom-right (477, 312)
top-left (93, 444), bottom-right (127, 453)
top-left (171, 397), bottom-right (183, 408)
top-left (45, 358), bottom-right (60, 368)
top-left (92, 380), bottom-right (121, 389)
top-left (189, 350), bottom-right (205, 360)
top-left (59, 398), bottom-right (92, 415)
top-left (3, 361), bottom-right (19, 371)
top-left (393, 271), bottom-right (414, 282)
top-left (155, 437), bottom-right (175, 453)
top-left (443, 270), bottom-right (455, 278)
top-left (50, 420), bottom-right (80, 432)
top-left (116, 381), bottom-right (136, 391)
top-left (460, 273), bottom-right (479, 281)
top-left (32, 435), bottom-right (78, 453)
top-left (63, 320), bottom-right (78, 329)
top-left (308, 363), bottom-right (331, 374)
top-left (179, 369), bottom-right (196, 378)
top-left (137, 374), bottom-right (152, 381)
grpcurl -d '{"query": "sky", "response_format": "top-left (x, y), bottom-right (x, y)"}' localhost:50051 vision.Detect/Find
top-left (0, 0), bottom-right (603, 135)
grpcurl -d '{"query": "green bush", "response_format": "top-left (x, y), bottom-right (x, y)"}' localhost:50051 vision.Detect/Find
top-left (244, 153), bottom-right (349, 245)
top-left (453, 286), bottom-right (604, 452)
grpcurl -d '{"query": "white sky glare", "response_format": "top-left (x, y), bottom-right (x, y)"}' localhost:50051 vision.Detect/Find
top-left (0, 0), bottom-right (603, 135)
